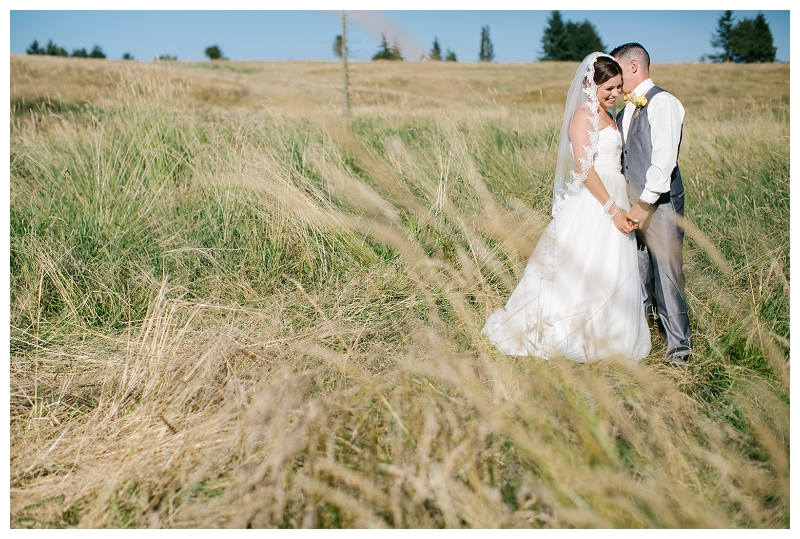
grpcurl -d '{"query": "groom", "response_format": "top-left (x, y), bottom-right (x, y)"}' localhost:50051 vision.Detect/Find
top-left (610, 43), bottom-right (691, 366)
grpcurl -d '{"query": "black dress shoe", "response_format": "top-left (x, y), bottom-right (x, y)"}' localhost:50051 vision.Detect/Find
top-left (663, 354), bottom-right (689, 368)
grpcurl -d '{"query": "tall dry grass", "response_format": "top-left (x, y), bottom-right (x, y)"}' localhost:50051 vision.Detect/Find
top-left (9, 55), bottom-right (789, 528)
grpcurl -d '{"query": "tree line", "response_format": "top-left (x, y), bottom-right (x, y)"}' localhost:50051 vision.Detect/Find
top-left (335, 24), bottom-right (496, 62)
top-left (26, 39), bottom-right (111, 59)
top-left (334, 16), bottom-right (598, 63)
top-left (539, 10), bottom-right (776, 63)
top-left (704, 10), bottom-right (776, 63)
top-left (25, 39), bottom-right (231, 62)
top-left (24, 11), bottom-right (779, 65)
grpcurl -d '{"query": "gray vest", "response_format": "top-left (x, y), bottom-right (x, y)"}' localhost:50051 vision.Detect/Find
top-left (617, 86), bottom-right (683, 204)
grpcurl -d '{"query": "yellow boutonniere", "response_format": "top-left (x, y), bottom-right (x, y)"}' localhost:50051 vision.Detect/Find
top-left (623, 93), bottom-right (648, 118)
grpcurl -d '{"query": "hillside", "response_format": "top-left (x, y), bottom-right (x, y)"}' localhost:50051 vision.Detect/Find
top-left (10, 55), bottom-right (790, 528)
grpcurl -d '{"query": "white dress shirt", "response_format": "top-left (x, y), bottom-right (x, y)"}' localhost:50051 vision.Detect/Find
top-left (622, 78), bottom-right (685, 205)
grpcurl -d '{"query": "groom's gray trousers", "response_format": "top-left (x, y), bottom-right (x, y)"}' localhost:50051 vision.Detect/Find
top-left (618, 86), bottom-right (691, 358)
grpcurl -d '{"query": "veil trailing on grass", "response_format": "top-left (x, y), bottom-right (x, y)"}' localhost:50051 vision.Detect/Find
top-left (551, 52), bottom-right (613, 217)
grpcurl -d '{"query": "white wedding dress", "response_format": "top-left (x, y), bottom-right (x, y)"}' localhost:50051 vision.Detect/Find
top-left (482, 126), bottom-right (651, 362)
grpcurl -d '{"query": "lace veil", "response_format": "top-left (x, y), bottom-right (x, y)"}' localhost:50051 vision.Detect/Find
top-left (551, 52), bottom-right (613, 217)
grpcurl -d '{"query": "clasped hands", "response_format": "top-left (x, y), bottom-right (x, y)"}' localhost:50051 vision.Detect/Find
top-left (613, 202), bottom-right (651, 235)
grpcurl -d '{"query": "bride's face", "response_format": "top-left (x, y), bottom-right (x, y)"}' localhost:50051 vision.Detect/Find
top-left (596, 74), bottom-right (623, 110)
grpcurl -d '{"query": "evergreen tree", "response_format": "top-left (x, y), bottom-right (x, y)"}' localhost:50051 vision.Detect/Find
top-left (429, 37), bottom-right (442, 61)
top-left (445, 48), bottom-right (457, 62)
top-left (479, 25), bottom-right (495, 62)
top-left (539, 11), bottom-right (570, 61)
top-left (122, 52), bottom-right (134, 60)
top-left (333, 35), bottom-right (343, 59)
top-left (539, 11), bottom-right (605, 61)
top-left (729, 13), bottom-right (776, 63)
top-left (372, 34), bottom-right (402, 61)
top-left (205, 45), bottom-right (222, 60)
top-left (390, 40), bottom-right (403, 61)
top-left (372, 34), bottom-right (393, 60)
top-left (565, 20), bottom-right (605, 61)
top-left (706, 11), bottom-right (776, 63)
top-left (26, 39), bottom-right (44, 55)
top-left (71, 48), bottom-right (89, 58)
top-left (44, 40), bottom-right (68, 57)
top-left (89, 45), bottom-right (106, 59)
top-left (708, 10), bottom-right (735, 62)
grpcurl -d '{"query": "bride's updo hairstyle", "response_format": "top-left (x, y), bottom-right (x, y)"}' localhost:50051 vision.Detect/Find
top-left (592, 56), bottom-right (622, 85)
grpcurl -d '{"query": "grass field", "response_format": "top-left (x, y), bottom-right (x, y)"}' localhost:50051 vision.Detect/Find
top-left (9, 55), bottom-right (789, 528)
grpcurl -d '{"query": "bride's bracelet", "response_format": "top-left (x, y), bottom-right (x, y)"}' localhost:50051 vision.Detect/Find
top-left (603, 197), bottom-right (615, 214)
top-left (610, 206), bottom-right (619, 218)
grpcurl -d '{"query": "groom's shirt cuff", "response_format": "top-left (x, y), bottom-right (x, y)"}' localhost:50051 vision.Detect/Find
top-left (639, 188), bottom-right (661, 205)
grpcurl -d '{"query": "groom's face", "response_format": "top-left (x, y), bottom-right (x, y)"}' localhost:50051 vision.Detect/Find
top-left (615, 57), bottom-right (636, 93)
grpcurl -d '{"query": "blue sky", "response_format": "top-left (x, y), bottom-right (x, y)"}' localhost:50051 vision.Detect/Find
top-left (9, 8), bottom-right (791, 64)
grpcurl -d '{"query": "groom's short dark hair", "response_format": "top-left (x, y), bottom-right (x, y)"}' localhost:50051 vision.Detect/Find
top-left (609, 43), bottom-right (650, 69)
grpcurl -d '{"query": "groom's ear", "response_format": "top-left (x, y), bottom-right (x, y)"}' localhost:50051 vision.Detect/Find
top-left (629, 59), bottom-right (639, 73)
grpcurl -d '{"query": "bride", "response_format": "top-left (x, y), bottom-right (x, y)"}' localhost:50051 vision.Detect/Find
top-left (482, 52), bottom-right (651, 362)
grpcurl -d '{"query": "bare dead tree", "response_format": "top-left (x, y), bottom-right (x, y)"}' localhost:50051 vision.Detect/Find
top-left (342, 11), bottom-right (350, 121)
